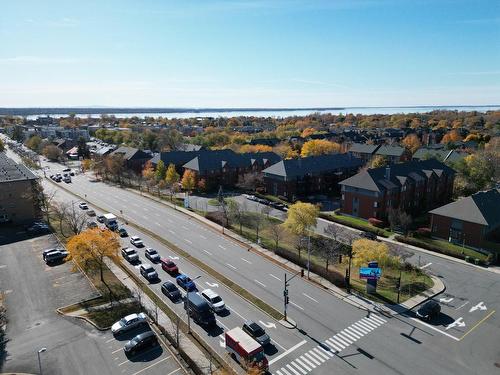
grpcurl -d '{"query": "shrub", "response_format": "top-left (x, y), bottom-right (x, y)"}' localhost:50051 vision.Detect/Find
top-left (205, 211), bottom-right (227, 227)
top-left (415, 227), bottom-right (431, 238)
top-left (368, 217), bottom-right (384, 228)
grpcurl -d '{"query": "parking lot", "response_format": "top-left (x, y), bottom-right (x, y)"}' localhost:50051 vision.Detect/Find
top-left (0, 230), bottom-right (187, 375)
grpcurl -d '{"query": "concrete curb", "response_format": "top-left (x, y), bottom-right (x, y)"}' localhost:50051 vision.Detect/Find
top-left (56, 306), bottom-right (110, 331)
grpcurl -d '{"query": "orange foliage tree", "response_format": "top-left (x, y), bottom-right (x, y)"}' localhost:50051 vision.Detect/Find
top-left (402, 134), bottom-right (421, 153)
top-left (301, 140), bottom-right (341, 157)
top-left (441, 129), bottom-right (462, 144)
top-left (238, 144), bottom-right (273, 153)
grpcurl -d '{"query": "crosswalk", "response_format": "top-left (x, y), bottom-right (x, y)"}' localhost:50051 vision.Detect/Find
top-left (273, 314), bottom-right (387, 375)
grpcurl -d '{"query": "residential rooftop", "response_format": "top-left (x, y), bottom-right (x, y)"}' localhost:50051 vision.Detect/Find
top-left (0, 152), bottom-right (38, 183)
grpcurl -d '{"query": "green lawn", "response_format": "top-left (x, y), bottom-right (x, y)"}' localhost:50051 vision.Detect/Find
top-left (321, 212), bottom-right (392, 237)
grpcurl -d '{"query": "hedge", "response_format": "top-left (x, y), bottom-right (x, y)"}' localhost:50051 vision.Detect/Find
top-left (319, 213), bottom-right (390, 238)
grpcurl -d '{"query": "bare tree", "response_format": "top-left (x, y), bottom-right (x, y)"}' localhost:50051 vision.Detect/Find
top-left (66, 202), bottom-right (88, 235)
top-left (25, 180), bottom-right (56, 224)
top-left (228, 199), bottom-right (246, 234)
top-left (268, 220), bottom-right (286, 252)
top-left (250, 205), bottom-right (266, 243)
top-left (236, 171), bottom-right (263, 192)
top-left (52, 202), bottom-right (68, 237)
top-left (262, 204), bottom-right (272, 218)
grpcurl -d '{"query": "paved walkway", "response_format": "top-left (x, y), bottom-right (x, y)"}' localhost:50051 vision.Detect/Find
top-left (64, 297), bottom-right (137, 317)
top-left (127, 188), bottom-right (446, 316)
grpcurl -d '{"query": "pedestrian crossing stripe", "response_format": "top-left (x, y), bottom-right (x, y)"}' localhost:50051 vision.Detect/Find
top-left (272, 314), bottom-right (388, 375)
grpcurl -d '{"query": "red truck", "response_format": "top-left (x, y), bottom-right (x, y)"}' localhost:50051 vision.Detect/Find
top-left (225, 327), bottom-right (269, 373)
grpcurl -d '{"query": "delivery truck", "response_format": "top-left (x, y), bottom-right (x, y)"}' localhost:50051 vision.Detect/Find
top-left (103, 213), bottom-right (118, 230)
top-left (225, 327), bottom-right (268, 374)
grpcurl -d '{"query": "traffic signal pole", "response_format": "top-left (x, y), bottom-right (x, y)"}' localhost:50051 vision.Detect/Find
top-left (283, 270), bottom-right (302, 322)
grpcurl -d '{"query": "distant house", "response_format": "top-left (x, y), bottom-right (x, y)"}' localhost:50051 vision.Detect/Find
top-left (347, 143), bottom-right (379, 163)
top-left (339, 159), bottom-right (455, 219)
top-left (374, 145), bottom-right (409, 164)
top-left (183, 149), bottom-right (281, 189)
top-left (109, 146), bottom-right (151, 173)
top-left (412, 148), bottom-right (466, 163)
top-left (177, 143), bottom-right (205, 152)
top-left (429, 189), bottom-right (500, 248)
top-left (262, 154), bottom-right (363, 201)
top-left (249, 138), bottom-right (280, 147)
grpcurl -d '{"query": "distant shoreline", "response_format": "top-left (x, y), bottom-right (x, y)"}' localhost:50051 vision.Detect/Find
top-left (0, 105), bottom-right (498, 118)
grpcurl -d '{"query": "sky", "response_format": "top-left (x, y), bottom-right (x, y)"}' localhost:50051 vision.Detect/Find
top-left (1, 0), bottom-right (499, 108)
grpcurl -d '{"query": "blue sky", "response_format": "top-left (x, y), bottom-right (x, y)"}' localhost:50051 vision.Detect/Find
top-left (1, 0), bottom-right (499, 107)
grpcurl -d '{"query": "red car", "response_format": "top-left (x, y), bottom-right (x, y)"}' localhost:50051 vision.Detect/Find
top-left (161, 259), bottom-right (179, 275)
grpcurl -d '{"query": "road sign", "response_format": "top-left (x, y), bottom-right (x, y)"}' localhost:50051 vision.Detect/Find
top-left (359, 267), bottom-right (382, 280)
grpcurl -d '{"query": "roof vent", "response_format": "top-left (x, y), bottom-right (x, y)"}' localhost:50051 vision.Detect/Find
top-left (385, 166), bottom-right (391, 180)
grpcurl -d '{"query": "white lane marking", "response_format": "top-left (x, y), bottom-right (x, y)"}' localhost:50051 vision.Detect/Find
top-left (105, 337), bottom-right (115, 343)
top-left (456, 301), bottom-right (470, 310)
top-left (308, 349), bottom-right (325, 363)
top-left (355, 320), bottom-right (374, 332)
top-left (317, 345), bottom-right (335, 357)
top-left (200, 234), bottom-right (207, 239)
top-left (155, 222), bottom-right (161, 226)
top-left (313, 347), bottom-right (330, 360)
top-left (336, 332), bottom-right (354, 344)
top-left (298, 355), bottom-right (315, 369)
top-left (304, 351), bottom-right (322, 366)
top-left (268, 339), bottom-right (307, 365)
top-left (219, 245), bottom-right (226, 250)
top-left (228, 306), bottom-right (246, 321)
top-left (410, 317), bottom-right (460, 341)
top-left (344, 327), bottom-right (362, 339)
top-left (276, 370), bottom-right (284, 375)
top-left (285, 364), bottom-right (301, 375)
top-left (182, 226), bottom-right (188, 230)
top-left (203, 249), bottom-right (213, 255)
top-left (168, 230), bottom-right (175, 234)
top-left (291, 360), bottom-right (308, 374)
top-left (226, 263), bottom-right (237, 270)
top-left (352, 322), bottom-right (371, 334)
top-left (165, 369), bottom-right (182, 375)
top-left (166, 217), bottom-right (173, 222)
top-left (302, 293), bottom-right (319, 303)
top-left (142, 215), bottom-right (148, 220)
top-left (271, 339), bottom-right (288, 352)
top-left (143, 208), bottom-right (149, 212)
top-left (365, 317), bottom-right (382, 326)
top-left (332, 335), bottom-right (350, 347)
top-left (370, 314), bottom-right (387, 323)
top-left (290, 301), bottom-right (304, 310)
top-left (184, 239), bottom-right (192, 244)
top-left (241, 257), bottom-right (252, 264)
top-left (111, 347), bottom-right (123, 354)
top-left (325, 339), bottom-right (342, 352)
top-left (420, 262), bottom-right (432, 269)
top-left (130, 357), bottom-right (172, 375)
top-left (361, 318), bottom-right (379, 328)
top-left (328, 337), bottom-right (346, 349)
top-left (254, 279), bottom-right (267, 288)
top-left (269, 273), bottom-right (282, 281)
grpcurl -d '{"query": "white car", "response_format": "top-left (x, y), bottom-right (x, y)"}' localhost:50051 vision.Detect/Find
top-left (78, 202), bottom-right (88, 210)
top-left (111, 313), bottom-right (148, 335)
top-left (130, 236), bottom-right (144, 247)
top-left (200, 289), bottom-right (226, 313)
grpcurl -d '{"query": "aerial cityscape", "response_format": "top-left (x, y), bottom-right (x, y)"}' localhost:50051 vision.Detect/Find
top-left (0, 1), bottom-right (499, 375)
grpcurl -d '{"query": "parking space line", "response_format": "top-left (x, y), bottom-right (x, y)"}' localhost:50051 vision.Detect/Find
top-left (105, 337), bottom-right (115, 343)
top-left (269, 340), bottom-right (307, 365)
top-left (165, 368), bottom-right (182, 375)
top-left (130, 356), bottom-right (172, 375)
top-left (455, 301), bottom-right (469, 310)
top-left (111, 347), bottom-right (123, 354)
top-left (459, 310), bottom-right (496, 340)
top-left (410, 317), bottom-right (460, 341)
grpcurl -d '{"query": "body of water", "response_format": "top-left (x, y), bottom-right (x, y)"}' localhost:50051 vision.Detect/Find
top-left (10, 105), bottom-right (500, 120)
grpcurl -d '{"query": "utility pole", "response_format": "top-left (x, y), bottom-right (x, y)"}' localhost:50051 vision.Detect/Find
top-left (346, 246), bottom-right (353, 293)
top-left (283, 270), bottom-right (301, 321)
top-left (307, 233), bottom-right (311, 279)
top-left (397, 269), bottom-right (402, 304)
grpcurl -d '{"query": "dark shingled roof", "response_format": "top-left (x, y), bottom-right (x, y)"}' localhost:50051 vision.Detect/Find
top-left (151, 150), bottom-right (201, 167)
top-left (0, 152), bottom-right (38, 183)
top-left (339, 159), bottom-right (455, 192)
top-left (412, 148), bottom-right (466, 163)
top-left (183, 150), bottom-right (281, 173)
top-left (263, 154), bottom-right (363, 180)
top-left (348, 143), bottom-right (379, 154)
top-left (109, 146), bottom-right (150, 161)
top-left (375, 145), bottom-right (405, 157)
top-left (429, 189), bottom-right (500, 227)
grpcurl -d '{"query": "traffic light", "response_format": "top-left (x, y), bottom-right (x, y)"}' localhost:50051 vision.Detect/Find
top-left (286, 296), bottom-right (289, 305)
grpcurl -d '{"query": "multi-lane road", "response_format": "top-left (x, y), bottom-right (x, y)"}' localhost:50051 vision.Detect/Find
top-left (5, 144), bottom-right (500, 375)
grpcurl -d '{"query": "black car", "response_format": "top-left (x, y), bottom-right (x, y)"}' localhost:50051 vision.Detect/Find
top-left (416, 300), bottom-right (441, 321)
top-left (44, 250), bottom-right (68, 265)
top-left (96, 215), bottom-right (105, 223)
top-left (360, 231), bottom-right (378, 241)
top-left (242, 320), bottom-right (271, 346)
top-left (62, 168), bottom-right (71, 172)
top-left (118, 228), bottom-right (128, 237)
top-left (124, 331), bottom-right (158, 356)
top-left (161, 281), bottom-right (181, 301)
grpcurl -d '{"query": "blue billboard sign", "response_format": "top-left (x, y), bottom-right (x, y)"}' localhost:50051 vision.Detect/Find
top-left (359, 267), bottom-right (382, 280)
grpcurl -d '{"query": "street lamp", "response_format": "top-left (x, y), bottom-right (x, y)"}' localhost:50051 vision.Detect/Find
top-left (37, 347), bottom-right (46, 375)
top-left (186, 275), bottom-right (202, 333)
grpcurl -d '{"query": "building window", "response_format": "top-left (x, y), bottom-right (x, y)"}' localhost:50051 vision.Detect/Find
top-left (387, 200), bottom-right (391, 207)
top-left (373, 202), bottom-right (378, 208)
top-left (342, 194), bottom-right (345, 200)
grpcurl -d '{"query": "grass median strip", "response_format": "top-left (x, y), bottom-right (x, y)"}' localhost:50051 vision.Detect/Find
top-left (48, 178), bottom-right (284, 321)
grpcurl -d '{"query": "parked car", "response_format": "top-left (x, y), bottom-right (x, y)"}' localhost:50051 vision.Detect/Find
top-left (130, 236), bottom-right (144, 247)
top-left (118, 228), bottom-right (128, 237)
top-left (111, 313), bottom-right (148, 335)
top-left (176, 274), bottom-right (196, 291)
top-left (242, 321), bottom-right (271, 346)
top-left (63, 176), bottom-right (72, 183)
top-left (62, 168), bottom-right (71, 172)
top-left (161, 259), bottom-right (179, 275)
top-left (43, 249), bottom-right (68, 264)
top-left (86, 209), bottom-right (96, 216)
top-left (161, 281), bottom-right (181, 301)
top-left (140, 264), bottom-right (158, 281)
top-left (200, 289), bottom-right (226, 313)
top-left (87, 221), bottom-right (98, 229)
top-left (360, 231), bottom-right (378, 241)
top-left (27, 222), bottom-right (50, 234)
top-left (184, 292), bottom-right (216, 327)
top-left (96, 215), bottom-right (105, 223)
top-left (121, 247), bottom-right (139, 263)
top-left (145, 248), bottom-right (161, 263)
top-left (124, 331), bottom-right (158, 357)
top-left (69, 171), bottom-right (75, 176)
top-left (416, 300), bottom-right (441, 321)
top-left (42, 248), bottom-right (65, 260)
top-left (78, 202), bottom-right (88, 210)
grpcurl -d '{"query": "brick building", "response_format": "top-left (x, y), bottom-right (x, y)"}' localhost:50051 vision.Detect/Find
top-left (262, 154), bottom-right (363, 201)
top-left (339, 159), bottom-right (455, 220)
top-left (429, 189), bottom-right (500, 248)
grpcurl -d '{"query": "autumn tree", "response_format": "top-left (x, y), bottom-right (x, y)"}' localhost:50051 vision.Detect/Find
top-left (26, 135), bottom-right (43, 152)
top-left (141, 160), bottom-right (155, 191)
top-left (370, 155), bottom-right (388, 168)
top-left (301, 140), bottom-right (341, 157)
top-left (0, 138), bottom-right (4, 152)
top-left (401, 134), bottom-right (421, 153)
top-left (81, 158), bottom-right (93, 172)
top-left (181, 169), bottom-right (197, 192)
top-left (284, 202), bottom-right (319, 260)
top-left (238, 144), bottom-right (273, 153)
top-left (154, 160), bottom-right (167, 182)
top-left (441, 129), bottom-right (462, 144)
top-left (352, 239), bottom-right (399, 269)
top-left (268, 220), bottom-right (286, 252)
top-left (301, 127), bottom-right (316, 138)
top-left (43, 144), bottom-right (63, 161)
top-left (165, 163), bottom-right (180, 200)
top-left (273, 143), bottom-right (299, 159)
top-left (67, 228), bottom-right (121, 302)
top-left (105, 154), bottom-right (125, 185)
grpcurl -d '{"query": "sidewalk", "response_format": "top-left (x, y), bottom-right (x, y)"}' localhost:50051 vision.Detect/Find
top-left (103, 258), bottom-right (214, 375)
top-left (127, 188), bottom-right (445, 316)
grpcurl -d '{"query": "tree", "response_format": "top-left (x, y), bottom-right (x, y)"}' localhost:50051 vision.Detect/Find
top-left (42, 144), bottom-right (63, 161)
top-left (0, 138), bottom-right (4, 152)
top-left (65, 202), bottom-right (88, 235)
top-left (77, 136), bottom-right (90, 158)
top-left (181, 169), bottom-right (197, 192)
top-left (164, 163), bottom-right (180, 200)
top-left (217, 186), bottom-right (229, 227)
top-left (300, 140), bottom-right (341, 157)
top-left (284, 202), bottom-right (319, 260)
top-left (351, 239), bottom-right (399, 269)
top-left (370, 155), bottom-right (388, 168)
top-left (268, 221), bottom-right (286, 252)
top-left (11, 126), bottom-right (24, 142)
top-left (301, 127), bottom-right (316, 138)
top-left (67, 228), bottom-right (121, 302)
top-left (81, 158), bottom-right (93, 172)
top-left (236, 172), bottom-right (264, 192)
top-left (273, 143), bottom-right (299, 159)
top-left (441, 129), bottom-right (462, 144)
top-left (26, 135), bottom-right (43, 152)
top-left (228, 199), bottom-right (246, 234)
top-left (464, 153), bottom-right (495, 190)
top-left (402, 134), bottom-right (421, 153)
top-left (238, 144), bottom-right (273, 153)
top-left (24, 181), bottom-right (56, 224)
top-left (155, 160), bottom-right (166, 181)
top-left (105, 155), bottom-right (125, 185)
